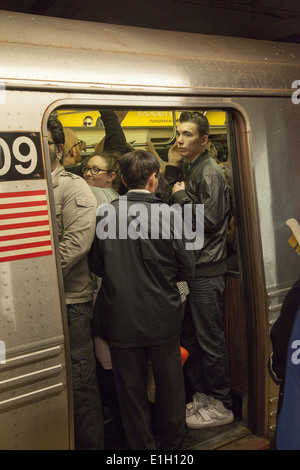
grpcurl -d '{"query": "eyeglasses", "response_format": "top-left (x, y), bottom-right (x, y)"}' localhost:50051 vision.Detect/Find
top-left (69, 140), bottom-right (83, 152)
top-left (82, 165), bottom-right (108, 175)
top-left (83, 121), bottom-right (93, 126)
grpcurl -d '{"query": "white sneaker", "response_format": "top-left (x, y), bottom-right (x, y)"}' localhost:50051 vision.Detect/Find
top-left (186, 393), bottom-right (211, 418)
top-left (186, 397), bottom-right (234, 429)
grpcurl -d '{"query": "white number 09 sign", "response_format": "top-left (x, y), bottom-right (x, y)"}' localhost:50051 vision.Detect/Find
top-left (0, 133), bottom-right (44, 180)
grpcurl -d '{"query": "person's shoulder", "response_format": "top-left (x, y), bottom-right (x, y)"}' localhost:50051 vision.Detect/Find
top-left (61, 168), bottom-right (83, 180)
top-left (91, 186), bottom-right (119, 205)
top-left (200, 156), bottom-right (227, 181)
top-left (61, 169), bottom-right (88, 186)
top-left (61, 170), bottom-right (95, 196)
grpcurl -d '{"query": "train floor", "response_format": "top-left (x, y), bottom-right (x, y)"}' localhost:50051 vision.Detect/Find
top-left (97, 363), bottom-right (244, 451)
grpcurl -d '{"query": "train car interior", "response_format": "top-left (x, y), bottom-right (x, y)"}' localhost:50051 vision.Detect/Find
top-left (52, 106), bottom-right (259, 450)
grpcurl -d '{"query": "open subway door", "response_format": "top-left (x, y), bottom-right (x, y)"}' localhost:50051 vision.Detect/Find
top-left (0, 130), bottom-right (73, 449)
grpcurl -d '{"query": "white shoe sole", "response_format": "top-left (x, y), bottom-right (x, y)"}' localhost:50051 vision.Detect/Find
top-left (186, 413), bottom-right (234, 429)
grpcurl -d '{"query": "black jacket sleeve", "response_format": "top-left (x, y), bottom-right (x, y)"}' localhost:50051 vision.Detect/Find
top-left (88, 232), bottom-right (104, 278)
top-left (164, 164), bottom-right (181, 185)
top-left (99, 110), bottom-right (127, 155)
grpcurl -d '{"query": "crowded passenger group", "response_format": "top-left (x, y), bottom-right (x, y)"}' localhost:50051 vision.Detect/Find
top-left (48, 109), bottom-right (233, 450)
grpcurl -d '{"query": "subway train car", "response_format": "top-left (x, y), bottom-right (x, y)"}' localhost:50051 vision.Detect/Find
top-left (0, 10), bottom-right (299, 450)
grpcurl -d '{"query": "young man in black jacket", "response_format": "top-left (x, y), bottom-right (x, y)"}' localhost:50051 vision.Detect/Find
top-left (89, 150), bottom-right (195, 450)
top-left (165, 111), bottom-right (233, 428)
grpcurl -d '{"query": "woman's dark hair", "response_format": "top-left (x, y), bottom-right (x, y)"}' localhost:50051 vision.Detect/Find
top-left (120, 150), bottom-right (160, 189)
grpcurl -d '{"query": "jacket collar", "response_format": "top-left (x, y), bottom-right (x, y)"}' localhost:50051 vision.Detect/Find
top-left (51, 164), bottom-right (65, 188)
top-left (120, 191), bottom-right (161, 204)
top-left (189, 149), bottom-right (210, 168)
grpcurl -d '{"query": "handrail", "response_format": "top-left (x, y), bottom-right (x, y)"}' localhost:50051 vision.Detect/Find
top-left (132, 111), bottom-right (177, 148)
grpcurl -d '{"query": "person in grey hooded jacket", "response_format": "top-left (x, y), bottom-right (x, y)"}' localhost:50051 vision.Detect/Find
top-left (48, 115), bottom-right (103, 450)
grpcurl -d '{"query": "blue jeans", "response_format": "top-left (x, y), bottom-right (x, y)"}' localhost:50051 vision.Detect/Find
top-left (181, 276), bottom-right (232, 409)
top-left (67, 301), bottom-right (104, 449)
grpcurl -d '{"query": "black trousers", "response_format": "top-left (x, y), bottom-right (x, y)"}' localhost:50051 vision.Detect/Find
top-left (110, 337), bottom-right (186, 450)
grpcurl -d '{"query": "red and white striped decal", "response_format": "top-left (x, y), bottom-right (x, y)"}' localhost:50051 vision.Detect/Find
top-left (0, 190), bottom-right (52, 262)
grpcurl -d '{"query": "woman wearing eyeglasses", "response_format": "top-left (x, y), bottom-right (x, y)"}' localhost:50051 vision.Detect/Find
top-left (82, 152), bottom-right (122, 206)
top-left (84, 152), bottom-right (122, 389)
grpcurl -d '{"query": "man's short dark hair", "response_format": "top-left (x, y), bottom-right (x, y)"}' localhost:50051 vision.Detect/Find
top-left (178, 111), bottom-right (210, 137)
top-left (120, 150), bottom-right (160, 189)
top-left (47, 115), bottom-right (65, 145)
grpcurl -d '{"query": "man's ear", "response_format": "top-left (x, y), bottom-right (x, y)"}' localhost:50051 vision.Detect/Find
top-left (57, 143), bottom-right (64, 162)
top-left (149, 172), bottom-right (156, 184)
top-left (147, 172), bottom-right (158, 193)
top-left (202, 134), bottom-right (209, 146)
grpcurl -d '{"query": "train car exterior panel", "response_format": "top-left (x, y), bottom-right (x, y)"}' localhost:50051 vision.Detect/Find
top-left (229, 96), bottom-right (300, 290)
top-left (0, 11), bottom-right (299, 96)
top-left (0, 344), bottom-right (69, 450)
top-left (1, 87), bottom-right (74, 449)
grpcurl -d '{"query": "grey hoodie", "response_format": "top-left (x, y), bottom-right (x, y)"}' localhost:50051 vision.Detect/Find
top-left (52, 165), bottom-right (96, 304)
